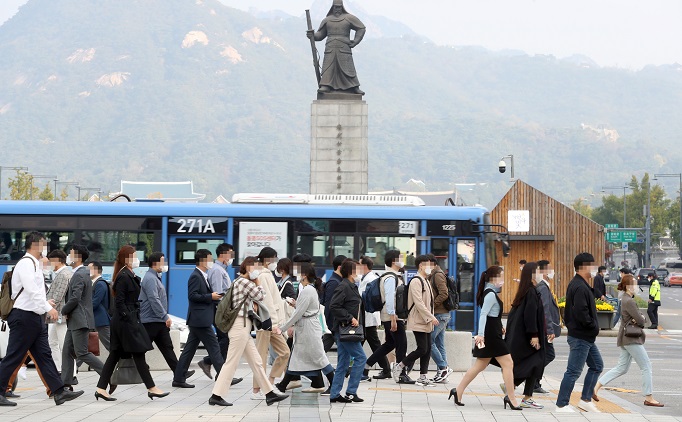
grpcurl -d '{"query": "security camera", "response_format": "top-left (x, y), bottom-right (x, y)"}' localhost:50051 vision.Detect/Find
top-left (498, 160), bottom-right (507, 174)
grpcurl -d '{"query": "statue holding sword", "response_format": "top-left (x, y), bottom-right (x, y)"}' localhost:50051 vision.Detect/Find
top-left (306, 0), bottom-right (366, 96)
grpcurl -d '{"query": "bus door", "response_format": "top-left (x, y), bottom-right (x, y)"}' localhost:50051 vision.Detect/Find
top-left (429, 236), bottom-right (477, 332)
top-left (166, 217), bottom-right (228, 318)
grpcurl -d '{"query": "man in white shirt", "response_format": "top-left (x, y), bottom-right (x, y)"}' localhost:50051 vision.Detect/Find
top-left (0, 232), bottom-right (84, 407)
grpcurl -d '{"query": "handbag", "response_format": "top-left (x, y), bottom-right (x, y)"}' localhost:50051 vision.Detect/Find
top-left (624, 319), bottom-right (644, 338)
top-left (338, 303), bottom-right (364, 342)
top-left (110, 358), bottom-right (143, 385)
top-left (88, 331), bottom-right (100, 356)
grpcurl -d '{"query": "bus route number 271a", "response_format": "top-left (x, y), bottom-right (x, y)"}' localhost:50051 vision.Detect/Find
top-left (175, 218), bottom-right (215, 234)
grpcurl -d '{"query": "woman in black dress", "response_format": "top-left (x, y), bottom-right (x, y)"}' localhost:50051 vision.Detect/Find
top-left (94, 245), bottom-right (168, 401)
top-left (449, 266), bottom-right (521, 410)
top-left (505, 262), bottom-right (546, 409)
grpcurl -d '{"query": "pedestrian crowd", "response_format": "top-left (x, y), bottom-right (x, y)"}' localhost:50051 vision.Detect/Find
top-left (0, 232), bottom-right (666, 412)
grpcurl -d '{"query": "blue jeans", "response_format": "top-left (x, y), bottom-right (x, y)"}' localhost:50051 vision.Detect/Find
top-left (556, 336), bottom-right (604, 407)
top-left (430, 313), bottom-right (450, 369)
top-left (598, 344), bottom-right (653, 396)
top-left (613, 299), bottom-right (622, 325)
top-left (330, 332), bottom-right (367, 398)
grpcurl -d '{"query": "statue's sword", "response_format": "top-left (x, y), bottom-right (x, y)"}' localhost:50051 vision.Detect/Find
top-left (305, 10), bottom-right (322, 86)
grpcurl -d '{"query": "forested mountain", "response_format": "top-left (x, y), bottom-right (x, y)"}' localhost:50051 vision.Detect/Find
top-left (1, 0), bottom-right (681, 207)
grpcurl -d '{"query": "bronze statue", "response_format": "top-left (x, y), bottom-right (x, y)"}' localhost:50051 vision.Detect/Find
top-left (306, 0), bottom-right (366, 96)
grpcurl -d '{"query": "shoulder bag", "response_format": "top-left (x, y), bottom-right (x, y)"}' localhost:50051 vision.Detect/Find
top-left (339, 302), bottom-right (364, 342)
top-left (624, 318), bottom-right (644, 338)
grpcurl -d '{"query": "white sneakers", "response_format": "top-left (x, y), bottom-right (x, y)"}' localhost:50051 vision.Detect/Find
top-left (250, 391), bottom-right (266, 400)
top-left (555, 405), bottom-right (575, 413)
top-left (577, 400), bottom-right (601, 413)
top-left (285, 380), bottom-right (302, 390)
top-left (432, 367), bottom-right (452, 383)
top-left (18, 366), bottom-right (27, 380)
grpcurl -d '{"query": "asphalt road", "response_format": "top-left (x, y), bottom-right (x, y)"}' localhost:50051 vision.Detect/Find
top-left (543, 285), bottom-right (682, 416)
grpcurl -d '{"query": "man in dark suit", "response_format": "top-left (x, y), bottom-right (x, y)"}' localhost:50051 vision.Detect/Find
top-left (60, 244), bottom-right (103, 387)
top-left (89, 261), bottom-right (111, 351)
top-left (593, 266), bottom-right (607, 301)
top-left (172, 249), bottom-right (225, 388)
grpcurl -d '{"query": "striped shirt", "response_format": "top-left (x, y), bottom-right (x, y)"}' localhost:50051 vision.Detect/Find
top-left (231, 276), bottom-right (265, 318)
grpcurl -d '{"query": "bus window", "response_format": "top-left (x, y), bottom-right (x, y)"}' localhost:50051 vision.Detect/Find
top-left (430, 238), bottom-right (450, 273)
top-left (359, 235), bottom-right (416, 267)
top-left (457, 239), bottom-right (476, 303)
top-left (330, 235), bottom-right (354, 260)
top-left (175, 238), bottom-right (224, 265)
top-left (296, 234), bottom-right (329, 266)
top-left (1, 230), bottom-right (75, 261)
top-left (81, 231), bottom-right (156, 263)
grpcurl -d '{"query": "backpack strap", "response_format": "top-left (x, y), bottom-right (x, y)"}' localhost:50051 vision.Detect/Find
top-left (10, 256), bottom-right (35, 301)
top-left (407, 275), bottom-right (426, 313)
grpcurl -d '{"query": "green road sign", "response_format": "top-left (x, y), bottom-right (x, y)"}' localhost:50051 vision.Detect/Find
top-left (605, 230), bottom-right (637, 243)
top-left (605, 223), bottom-right (619, 229)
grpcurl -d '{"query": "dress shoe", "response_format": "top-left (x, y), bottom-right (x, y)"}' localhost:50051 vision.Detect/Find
top-left (0, 395), bottom-right (17, 406)
top-left (148, 391), bottom-right (170, 400)
top-left (330, 395), bottom-right (352, 403)
top-left (647, 325), bottom-right (658, 330)
top-left (533, 386), bottom-right (549, 394)
top-left (172, 381), bottom-right (195, 388)
top-left (5, 391), bottom-right (20, 398)
top-left (265, 391), bottom-right (289, 406)
top-left (231, 377), bottom-right (243, 386)
top-left (185, 370), bottom-right (195, 378)
top-left (209, 395), bottom-right (233, 406)
top-left (372, 370), bottom-right (392, 380)
top-left (94, 391), bottom-right (117, 402)
top-left (54, 389), bottom-right (84, 405)
top-left (345, 394), bottom-right (364, 403)
top-left (198, 361), bottom-right (212, 379)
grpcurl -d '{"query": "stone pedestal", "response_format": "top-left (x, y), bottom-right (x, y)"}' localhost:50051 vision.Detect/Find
top-left (310, 99), bottom-right (368, 195)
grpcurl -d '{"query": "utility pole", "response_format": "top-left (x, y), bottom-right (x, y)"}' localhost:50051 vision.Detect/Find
top-left (645, 181), bottom-right (652, 268)
top-left (655, 173), bottom-right (682, 260)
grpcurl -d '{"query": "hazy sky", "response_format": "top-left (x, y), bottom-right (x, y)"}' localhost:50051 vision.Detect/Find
top-left (2, 0), bottom-right (681, 69)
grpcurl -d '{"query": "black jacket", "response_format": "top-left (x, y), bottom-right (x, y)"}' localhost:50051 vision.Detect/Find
top-left (505, 286), bottom-right (546, 380)
top-left (592, 274), bottom-right (606, 299)
top-left (110, 267), bottom-right (152, 353)
top-left (329, 278), bottom-right (363, 333)
top-left (186, 268), bottom-right (215, 328)
top-left (323, 272), bottom-right (343, 330)
top-left (565, 274), bottom-right (599, 342)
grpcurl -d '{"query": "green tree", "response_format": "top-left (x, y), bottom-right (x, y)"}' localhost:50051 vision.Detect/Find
top-left (570, 198), bottom-right (593, 219)
top-left (59, 187), bottom-right (69, 201)
top-left (38, 183), bottom-right (55, 201)
top-left (665, 197), bottom-right (681, 254)
top-left (592, 174), bottom-right (671, 266)
top-left (8, 170), bottom-right (40, 200)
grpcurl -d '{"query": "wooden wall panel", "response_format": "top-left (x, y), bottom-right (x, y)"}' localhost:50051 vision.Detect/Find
top-left (491, 180), bottom-right (605, 313)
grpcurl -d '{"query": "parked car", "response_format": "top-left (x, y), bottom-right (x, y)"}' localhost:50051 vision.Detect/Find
top-left (669, 272), bottom-right (682, 287)
top-left (656, 268), bottom-right (670, 286)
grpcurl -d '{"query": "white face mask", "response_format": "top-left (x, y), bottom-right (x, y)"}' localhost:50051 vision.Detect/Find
top-left (42, 247), bottom-right (48, 258)
top-left (132, 257), bottom-right (140, 269)
top-left (589, 269), bottom-right (598, 278)
top-left (226, 258), bottom-right (234, 266)
top-left (66, 255), bottom-right (74, 266)
top-left (268, 262), bottom-right (277, 272)
top-left (296, 274), bottom-right (304, 282)
top-left (274, 270), bottom-right (282, 277)
top-left (206, 261), bottom-right (214, 270)
top-left (161, 265), bottom-right (169, 273)
top-left (395, 261), bottom-right (405, 269)
top-left (249, 269), bottom-right (261, 280)
top-left (547, 271), bottom-right (555, 279)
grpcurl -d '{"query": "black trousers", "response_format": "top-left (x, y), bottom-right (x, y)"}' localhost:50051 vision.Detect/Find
top-left (0, 309), bottom-right (64, 397)
top-left (363, 325), bottom-right (390, 372)
top-left (647, 303), bottom-right (659, 326)
top-left (322, 333), bottom-right (336, 353)
top-left (402, 331), bottom-right (432, 374)
top-left (174, 325), bottom-right (223, 382)
top-left (144, 322), bottom-right (179, 372)
top-left (535, 341), bottom-right (556, 389)
top-left (97, 350), bottom-right (155, 389)
top-left (202, 323), bottom-right (229, 366)
top-left (515, 377), bottom-right (536, 397)
top-left (366, 320), bottom-right (407, 367)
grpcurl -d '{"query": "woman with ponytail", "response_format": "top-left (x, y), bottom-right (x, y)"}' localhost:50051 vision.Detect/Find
top-left (448, 266), bottom-right (521, 410)
top-left (274, 263), bottom-right (334, 394)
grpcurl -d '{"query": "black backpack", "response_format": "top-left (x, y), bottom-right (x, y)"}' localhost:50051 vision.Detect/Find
top-left (433, 270), bottom-right (460, 311)
top-left (396, 275), bottom-right (425, 320)
top-left (95, 278), bottom-right (115, 318)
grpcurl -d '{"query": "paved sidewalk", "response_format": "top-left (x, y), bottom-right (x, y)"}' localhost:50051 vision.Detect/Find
top-left (2, 360), bottom-right (679, 422)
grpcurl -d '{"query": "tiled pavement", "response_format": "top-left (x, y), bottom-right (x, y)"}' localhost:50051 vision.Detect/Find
top-left (2, 359), bottom-right (679, 422)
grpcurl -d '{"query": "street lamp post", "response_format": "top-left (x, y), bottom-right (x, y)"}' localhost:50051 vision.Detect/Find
top-left (0, 166), bottom-right (29, 199)
top-left (78, 187), bottom-right (102, 201)
top-left (55, 181), bottom-right (80, 201)
top-left (654, 173), bottom-right (682, 259)
top-left (602, 185), bottom-right (632, 265)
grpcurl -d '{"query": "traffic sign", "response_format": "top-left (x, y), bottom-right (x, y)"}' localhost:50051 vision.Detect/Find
top-left (605, 223), bottom-right (619, 229)
top-left (605, 230), bottom-right (637, 243)
top-left (622, 242), bottom-right (628, 251)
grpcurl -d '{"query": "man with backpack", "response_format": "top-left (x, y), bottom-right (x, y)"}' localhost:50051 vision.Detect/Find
top-left (0, 231), bottom-right (83, 406)
top-left (358, 256), bottom-right (390, 381)
top-left (90, 261), bottom-right (112, 351)
top-left (362, 249), bottom-right (411, 383)
top-left (428, 255), bottom-right (454, 383)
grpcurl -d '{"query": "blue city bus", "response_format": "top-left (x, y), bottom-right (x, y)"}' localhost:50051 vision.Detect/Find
top-left (0, 198), bottom-right (507, 332)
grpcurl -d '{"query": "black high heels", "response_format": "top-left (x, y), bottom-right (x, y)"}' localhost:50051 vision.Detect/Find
top-left (448, 388), bottom-right (464, 406)
top-left (94, 391), bottom-right (117, 402)
top-left (148, 391), bottom-right (170, 400)
top-left (504, 395), bottom-right (522, 410)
